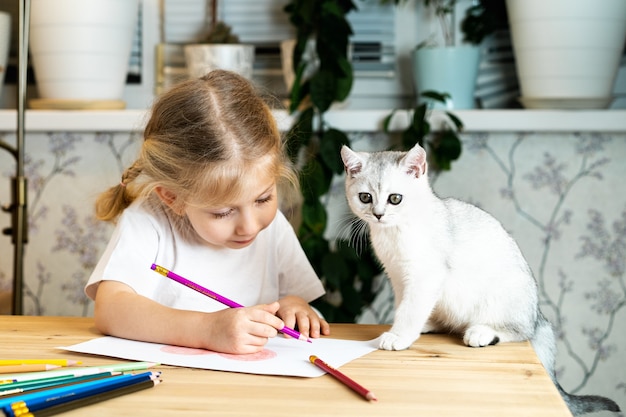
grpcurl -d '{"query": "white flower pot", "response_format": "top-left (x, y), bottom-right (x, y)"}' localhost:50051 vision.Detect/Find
top-left (506, 0), bottom-right (626, 109)
top-left (184, 44), bottom-right (255, 80)
top-left (29, 0), bottom-right (138, 102)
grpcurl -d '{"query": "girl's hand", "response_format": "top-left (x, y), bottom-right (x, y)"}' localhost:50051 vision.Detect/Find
top-left (94, 281), bottom-right (285, 356)
top-left (276, 296), bottom-right (330, 340)
top-left (204, 302), bottom-right (285, 354)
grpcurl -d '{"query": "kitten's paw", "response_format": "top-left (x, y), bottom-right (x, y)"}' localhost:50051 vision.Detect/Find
top-left (379, 331), bottom-right (414, 351)
top-left (463, 325), bottom-right (500, 347)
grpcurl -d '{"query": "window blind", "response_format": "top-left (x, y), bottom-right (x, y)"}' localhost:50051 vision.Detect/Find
top-left (163, 0), bottom-right (396, 75)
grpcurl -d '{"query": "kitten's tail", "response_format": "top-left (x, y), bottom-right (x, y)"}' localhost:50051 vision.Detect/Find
top-left (531, 314), bottom-right (621, 416)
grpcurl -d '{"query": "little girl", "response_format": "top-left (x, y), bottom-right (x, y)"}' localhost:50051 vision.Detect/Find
top-left (85, 70), bottom-right (329, 354)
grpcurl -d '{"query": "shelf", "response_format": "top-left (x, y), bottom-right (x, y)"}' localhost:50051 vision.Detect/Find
top-left (0, 109), bottom-right (625, 133)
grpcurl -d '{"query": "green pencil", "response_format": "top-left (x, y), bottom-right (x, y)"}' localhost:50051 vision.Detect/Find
top-left (96, 362), bottom-right (159, 373)
top-left (4, 362), bottom-right (159, 382)
top-left (0, 372), bottom-right (118, 397)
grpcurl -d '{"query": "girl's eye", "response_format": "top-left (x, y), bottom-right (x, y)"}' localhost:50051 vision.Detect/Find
top-left (359, 193), bottom-right (372, 204)
top-left (256, 195), bottom-right (273, 205)
top-left (212, 209), bottom-right (234, 219)
top-left (388, 194), bottom-right (403, 205)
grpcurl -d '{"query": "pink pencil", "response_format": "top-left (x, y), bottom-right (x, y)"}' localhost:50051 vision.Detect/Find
top-left (151, 264), bottom-right (312, 343)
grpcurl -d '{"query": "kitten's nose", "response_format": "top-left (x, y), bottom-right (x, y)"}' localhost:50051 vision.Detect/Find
top-left (374, 213), bottom-right (383, 220)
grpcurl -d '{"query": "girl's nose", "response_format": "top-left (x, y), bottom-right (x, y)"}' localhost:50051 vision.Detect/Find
top-left (235, 209), bottom-right (259, 236)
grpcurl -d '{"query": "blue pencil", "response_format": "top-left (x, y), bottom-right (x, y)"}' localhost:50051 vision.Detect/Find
top-left (24, 378), bottom-right (161, 417)
top-left (0, 371), bottom-right (159, 417)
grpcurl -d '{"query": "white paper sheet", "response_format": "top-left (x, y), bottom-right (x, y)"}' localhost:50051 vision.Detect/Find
top-left (60, 335), bottom-right (380, 377)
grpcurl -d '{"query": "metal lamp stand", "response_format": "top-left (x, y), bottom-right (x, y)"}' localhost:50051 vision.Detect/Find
top-left (0, 0), bottom-right (30, 315)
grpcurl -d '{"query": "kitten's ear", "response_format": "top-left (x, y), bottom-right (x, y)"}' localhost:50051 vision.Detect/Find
top-left (402, 144), bottom-right (428, 178)
top-left (341, 145), bottom-right (364, 177)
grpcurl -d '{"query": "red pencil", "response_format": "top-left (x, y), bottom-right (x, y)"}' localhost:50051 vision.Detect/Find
top-left (309, 355), bottom-right (377, 402)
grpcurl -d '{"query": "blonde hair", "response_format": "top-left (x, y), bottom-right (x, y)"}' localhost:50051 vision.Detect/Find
top-left (95, 70), bottom-right (298, 224)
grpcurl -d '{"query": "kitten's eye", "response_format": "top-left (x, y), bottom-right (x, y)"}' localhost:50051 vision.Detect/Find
top-left (388, 194), bottom-right (403, 205)
top-left (358, 193), bottom-right (372, 204)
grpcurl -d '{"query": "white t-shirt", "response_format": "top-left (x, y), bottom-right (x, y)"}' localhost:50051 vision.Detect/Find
top-left (85, 199), bottom-right (325, 312)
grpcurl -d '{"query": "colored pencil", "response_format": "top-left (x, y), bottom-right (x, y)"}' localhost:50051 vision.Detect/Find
top-left (0, 365), bottom-right (60, 374)
top-left (0, 374), bottom-right (91, 389)
top-left (0, 373), bottom-right (156, 410)
top-left (22, 378), bottom-right (161, 417)
top-left (3, 362), bottom-right (159, 382)
top-left (151, 263), bottom-right (312, 343)
top-left (0, 372), bottom-right (120, 397)
top-left (309, 355), bottom-right (377, 402)
top-left (96, 362), bottom-right (159, 373)
top-left (0, 372), bottom-right (160, 416)
top-left (0, 360), bottom-right (81, 367)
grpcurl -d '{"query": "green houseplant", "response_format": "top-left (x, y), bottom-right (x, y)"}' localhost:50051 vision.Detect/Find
top-left (384, 90), bottom-right (463, 171)
top-left (461, 0), bottom-right (508, 45)
top-left (385, 0), bottom-right (504, 109)
top-left (283, 0), bottom-right (383, 322)
top-left (381, 0), bottom-right (507, 170)
top-left (283, 0), bottom-right (470, 322)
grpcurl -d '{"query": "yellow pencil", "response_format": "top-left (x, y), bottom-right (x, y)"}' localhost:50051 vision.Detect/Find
top-left (0, 364), bottom-right (61, 374)
top-left (0, 359), bottom-right (81, 367)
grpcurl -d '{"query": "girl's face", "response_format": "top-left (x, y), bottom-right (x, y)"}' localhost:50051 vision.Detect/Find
top-left (183, 174), bottom-right (279, 250)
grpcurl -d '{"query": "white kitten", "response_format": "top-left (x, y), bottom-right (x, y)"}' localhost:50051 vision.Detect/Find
top-left (340, 143), bottom-right (619, 416)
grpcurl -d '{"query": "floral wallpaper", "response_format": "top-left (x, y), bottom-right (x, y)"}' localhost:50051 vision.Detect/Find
top-left (0, 131), bottom-right (141, 316)
top-left (0, 128), bottom-right (624, 414)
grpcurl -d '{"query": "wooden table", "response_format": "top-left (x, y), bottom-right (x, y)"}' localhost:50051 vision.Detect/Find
top-left (0, 316), bottom-right (571, 416)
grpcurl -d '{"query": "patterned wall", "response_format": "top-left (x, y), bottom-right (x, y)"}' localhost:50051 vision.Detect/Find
top-left (0, 128), bottom-right (624, 413)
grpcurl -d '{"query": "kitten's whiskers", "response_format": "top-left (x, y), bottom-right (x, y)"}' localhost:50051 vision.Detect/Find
top-left (335, 214), bottom-right (369, 256)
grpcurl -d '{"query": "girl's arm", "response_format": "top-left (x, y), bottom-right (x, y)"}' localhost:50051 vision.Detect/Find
top-left (94, 280), bottom-right (285, 354)
top-left (276, 295), bottom-right (330, 339)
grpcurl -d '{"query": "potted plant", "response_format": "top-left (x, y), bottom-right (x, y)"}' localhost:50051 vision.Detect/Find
top-left (183, 0), bottom-right (254, 80)
top-left (506, 0), bottom-right (626, 109)
top-left (387, 0), bottom-right (504, 109)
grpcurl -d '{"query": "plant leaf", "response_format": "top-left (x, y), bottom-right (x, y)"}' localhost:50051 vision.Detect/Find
top-left (430, 130), bottom-right (462, 171)
top-left (421, 90), bottom-right (450, 104)
top-left (300, 158), bottom-right (333, 202)
top-left (321, 251), bottom-right (352, 288)
top-left (319, 128), bottom-right (351, 174)
top-left (310, 70), bottom-right (336, 113)
top-left (301, 197), bottom-right (327, 235)
top-left (445, 111), bottom-right (464, 131)
top-left (285, 107), bottom-right (314, 162)
top-left (334, 56), bottom-right (354, 101)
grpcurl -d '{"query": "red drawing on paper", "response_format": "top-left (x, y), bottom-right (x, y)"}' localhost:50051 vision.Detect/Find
top-left (160, 345), bottom-right (276, 361)
top-left (218, 349), bottom-right (277, 361)
top-left (160, 346), bottom-right (215, 355)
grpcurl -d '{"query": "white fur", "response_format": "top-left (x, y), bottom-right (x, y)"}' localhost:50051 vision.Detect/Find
top-left (341, 144), bottom-right (537, 349)
top-left (340, 144), bottom-right (619, 416)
